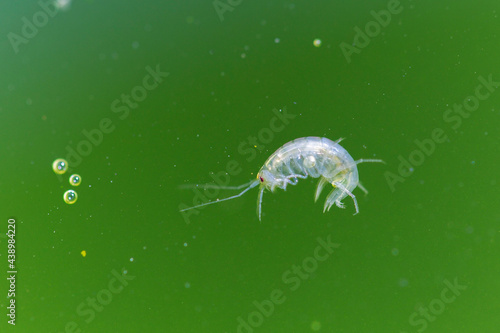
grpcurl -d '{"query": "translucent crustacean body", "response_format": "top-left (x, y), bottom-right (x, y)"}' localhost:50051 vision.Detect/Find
top-left (180, 137), bottom-right (383, 221)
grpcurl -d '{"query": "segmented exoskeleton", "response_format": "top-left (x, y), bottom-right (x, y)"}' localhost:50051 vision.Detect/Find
top-left (180, 137), bottom-right (384, 221)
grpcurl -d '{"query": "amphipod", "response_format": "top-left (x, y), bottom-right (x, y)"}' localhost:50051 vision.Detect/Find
top-left (180, 137), bottom-right (384, 221)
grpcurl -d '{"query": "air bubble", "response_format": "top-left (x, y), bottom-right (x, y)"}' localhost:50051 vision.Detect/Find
top-left (52, 159), bottom-right (68, 175)
top-left (69, 174), bottom-right (82, 186)
top-left (63, 190), bottom-right (78, 204)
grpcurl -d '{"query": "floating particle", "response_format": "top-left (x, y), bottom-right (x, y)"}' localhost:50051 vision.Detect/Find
top-left (311, 321), bottom-right (321, 331)
top-left (69, 174), bottom-right (82, 186)
top-left (63, 190), bottom-right (78, 204)
top-left (52, 158), bottom-right (68, 175)
top-left (313, 39), bottom-right (322, 47)
top-left (130, 257), bottom-right (134, 262)
top-left (81, 250), bottom-right (86, 257)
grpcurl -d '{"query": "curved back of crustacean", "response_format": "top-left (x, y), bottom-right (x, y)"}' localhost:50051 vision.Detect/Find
top-left (259, 137), bottom-right (359, 188)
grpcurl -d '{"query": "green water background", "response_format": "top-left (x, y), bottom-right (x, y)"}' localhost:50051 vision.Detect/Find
top-left (0, 0), bottom-right (499, 332)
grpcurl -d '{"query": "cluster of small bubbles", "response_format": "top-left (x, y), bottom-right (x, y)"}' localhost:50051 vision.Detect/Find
top-left (63, 190), bottom-right (78, 204)
top-left (69, 174), bottom-right (81, 186)
top-left (52, 158), bottom-right (68, 175)
top-left (53, 158), bottom-right (81, 204)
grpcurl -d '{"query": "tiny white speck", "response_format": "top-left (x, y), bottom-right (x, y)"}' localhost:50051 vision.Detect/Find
top-left (183, 242), bottom-right (188, 247)
top-left (130, 257), bottom-right (134, 262)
